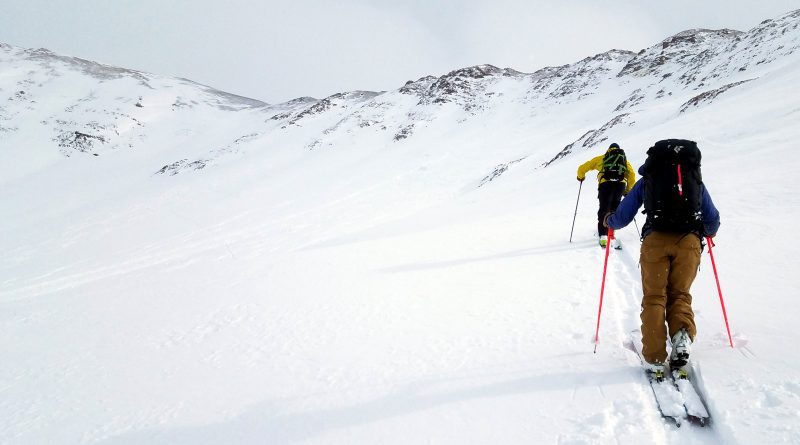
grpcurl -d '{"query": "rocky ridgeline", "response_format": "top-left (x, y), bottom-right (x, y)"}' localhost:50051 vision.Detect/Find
top-left (270, 91), bottom-right (379, 128)
top-left (542, 10), bottom-right (800, 172)
top-left (1, 9), bottom-right (798, 177)
top-left (275, 8), bottom-right (799, 154)
top-left (0, 43), bottom-right (271, 161)
top-left (412, 65), bottom-right (520, 109)
top-left (618, 29), bottom-right (743, 81)
top-left (534, 50), bottom-right (637, 102)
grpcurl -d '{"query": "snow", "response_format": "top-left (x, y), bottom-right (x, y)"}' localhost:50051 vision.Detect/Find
top-left (2, 9), bottom-right (800, 444)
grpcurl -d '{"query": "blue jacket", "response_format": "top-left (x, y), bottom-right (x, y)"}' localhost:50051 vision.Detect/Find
top-left (607, 165), bottom-right (720, 237)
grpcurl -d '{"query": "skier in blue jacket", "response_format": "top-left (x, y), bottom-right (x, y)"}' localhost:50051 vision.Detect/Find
top-left (604, 163), bottom-right (720, 374)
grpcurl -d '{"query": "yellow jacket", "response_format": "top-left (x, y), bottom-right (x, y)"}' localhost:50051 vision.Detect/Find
top-left (577, 149), bottom-right (636, 194)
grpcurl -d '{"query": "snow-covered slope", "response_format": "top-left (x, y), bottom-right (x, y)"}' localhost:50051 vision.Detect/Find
top-left (1, 9), bottom-right (800, 445)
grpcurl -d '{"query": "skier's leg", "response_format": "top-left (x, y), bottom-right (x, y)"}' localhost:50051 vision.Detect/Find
top-left (609, 182), bottom-right (625, 211)
top-left (639, 232), bottom-right (670, 363)
top-left (607, 182), bottom-right (625, 247)
top-left (597, 184), bottom-right (609, 237)
top-left (597, 181), bottom-right (625, 236)
top-left (597, 182), bottom-right (624, 237)
top-left (665, 234), bottom-right (702, 340)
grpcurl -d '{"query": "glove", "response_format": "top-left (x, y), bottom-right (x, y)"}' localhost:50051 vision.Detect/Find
top-left (602, 212), bottom-right (613, 228)
top-left (577, 177), bottom-right (584, 182)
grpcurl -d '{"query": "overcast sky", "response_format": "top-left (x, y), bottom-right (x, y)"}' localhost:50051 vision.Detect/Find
top-left (2, 1), bottom-right (798, 103)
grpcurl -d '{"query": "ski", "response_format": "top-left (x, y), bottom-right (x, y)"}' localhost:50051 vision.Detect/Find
top-left (644, 371), bottom-right (687, 426)
top-left (628, 330), bottom-right (687, 426)
top-left (671, 367), bottom-right (711, 426)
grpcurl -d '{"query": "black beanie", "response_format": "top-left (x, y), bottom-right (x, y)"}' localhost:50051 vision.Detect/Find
top-left (609, 143), bottom-right (620, 149)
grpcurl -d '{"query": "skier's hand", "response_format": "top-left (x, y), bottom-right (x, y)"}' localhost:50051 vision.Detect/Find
top-left (602, 212), bottom-right (613, 228)
top-left (577, 177), bottom-right (584, 182)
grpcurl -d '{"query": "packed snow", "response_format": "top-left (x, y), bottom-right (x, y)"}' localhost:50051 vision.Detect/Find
top-left (2, 9), bottom-right (800, 445)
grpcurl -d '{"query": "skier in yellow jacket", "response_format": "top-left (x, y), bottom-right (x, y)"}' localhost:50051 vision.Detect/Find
top-left (577, 143), bottom-right (635, 247)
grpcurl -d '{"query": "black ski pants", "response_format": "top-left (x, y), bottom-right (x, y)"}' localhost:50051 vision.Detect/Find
top-left (597, 181), bottom-right (625, 237)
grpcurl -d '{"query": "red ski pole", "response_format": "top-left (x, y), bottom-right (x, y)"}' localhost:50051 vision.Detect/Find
top-left (706, 237), bottom-right (734, 348)
top-left (594, 228), bottom-right (614, 353)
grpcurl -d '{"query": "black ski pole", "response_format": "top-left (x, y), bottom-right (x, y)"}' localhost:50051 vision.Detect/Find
top-left (569, 181), bottom-right (583, 242)
top-left (633, 217), bottom-right (641, 239)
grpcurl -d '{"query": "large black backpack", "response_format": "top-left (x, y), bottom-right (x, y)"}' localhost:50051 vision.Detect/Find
top-left (642, 139), bottom-right (704, 234)
top-left (601, 147), bottom-right (627, 182)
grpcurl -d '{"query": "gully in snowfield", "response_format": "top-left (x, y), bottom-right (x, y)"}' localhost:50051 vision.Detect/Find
top-left (577, 143), bottom-right (636, 248)
top-left (604, 139), bottom-right (720, 377)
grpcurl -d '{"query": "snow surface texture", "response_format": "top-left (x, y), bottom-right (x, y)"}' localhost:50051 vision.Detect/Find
top-left (2, 9), bottom-right (800, 445)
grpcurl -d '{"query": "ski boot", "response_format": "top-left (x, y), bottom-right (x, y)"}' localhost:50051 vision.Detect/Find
top-left (599, 235), bottom-right (608, 248)
top-left (669, 328), bottom-right (692, 369)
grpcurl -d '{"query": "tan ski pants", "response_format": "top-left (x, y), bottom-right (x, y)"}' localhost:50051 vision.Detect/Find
top-left (639, 231), bottom-right (702, 364)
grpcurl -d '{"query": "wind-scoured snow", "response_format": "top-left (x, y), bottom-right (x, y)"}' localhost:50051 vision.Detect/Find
top-left (2, 9), bottom-right (800, 445)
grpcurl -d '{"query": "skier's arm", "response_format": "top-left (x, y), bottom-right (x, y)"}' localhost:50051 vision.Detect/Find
top-left (701, 185), bottom-right (721, 236)
top-left (576, 156), bottom-right (602, 181)
top-left (606, 179), bottom-right (644, 229)
top-left (624, 160), bottom-right (636, 194)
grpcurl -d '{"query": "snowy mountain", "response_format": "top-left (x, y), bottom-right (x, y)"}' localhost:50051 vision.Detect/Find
top-left (2, 9), bottom-right (800, 445)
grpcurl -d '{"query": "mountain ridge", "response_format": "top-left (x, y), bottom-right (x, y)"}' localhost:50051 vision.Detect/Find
top-left (0, 9), bottom-right (798, 178)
